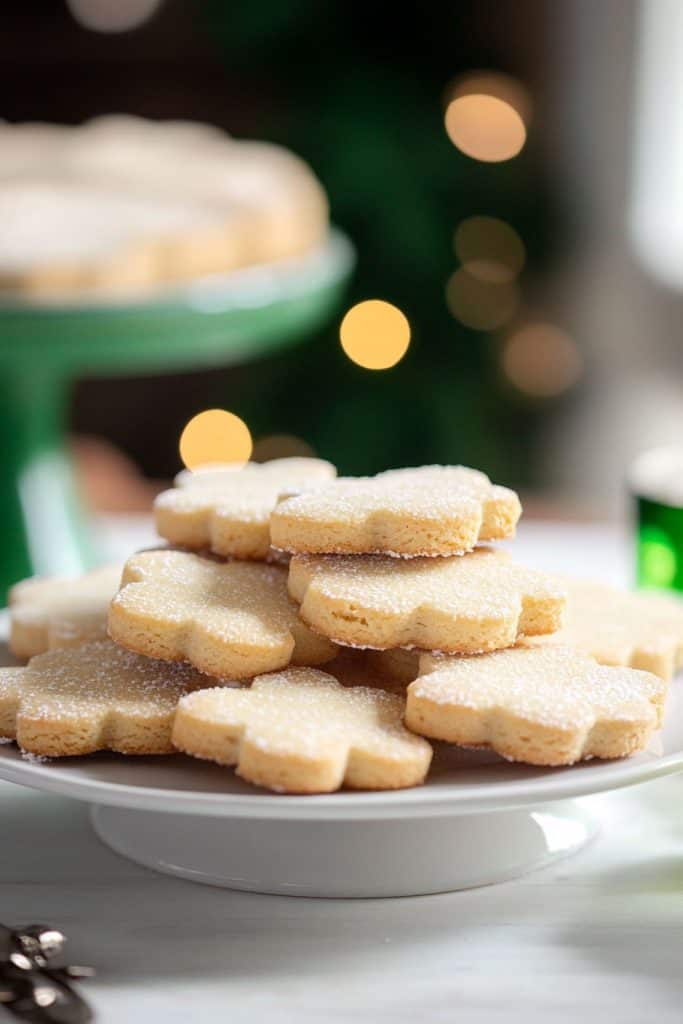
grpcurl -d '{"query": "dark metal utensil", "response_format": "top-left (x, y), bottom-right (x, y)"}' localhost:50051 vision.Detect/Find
top-left (0, 924), bottom-right (94, 1023)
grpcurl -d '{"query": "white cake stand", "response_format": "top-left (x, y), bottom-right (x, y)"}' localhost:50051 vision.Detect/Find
top-left (1, 678), bottom-right (682, 897)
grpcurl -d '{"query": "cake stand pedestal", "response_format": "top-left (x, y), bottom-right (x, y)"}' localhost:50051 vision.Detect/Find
top-left (91, 800), bottom-right (596, 897)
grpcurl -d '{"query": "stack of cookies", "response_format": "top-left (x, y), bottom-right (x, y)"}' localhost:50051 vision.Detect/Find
top-left (2, 458), bottom-right (680, 794)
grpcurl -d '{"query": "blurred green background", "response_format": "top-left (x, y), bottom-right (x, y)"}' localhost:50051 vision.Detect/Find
top-left (4, 0), bottom-right (569, 491)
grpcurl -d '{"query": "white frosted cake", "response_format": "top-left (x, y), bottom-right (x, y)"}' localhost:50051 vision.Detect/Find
top-left (0, 115), bottom-right (329, 297)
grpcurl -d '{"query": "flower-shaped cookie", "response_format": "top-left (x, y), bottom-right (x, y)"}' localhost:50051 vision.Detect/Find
top-left (406, 646), bottom-right (668, 765)
top-left (109, 549), bottom-right (336, 679)
top-left (172, 667), bottom-right (433, 793)
top-left (154, 457), bottom-right (336, 560)
top-left (530, 578), bottom-right (683, 680)
top-left (9, 564), bottom-right (122, 659)
top-left (0, 640), bottom-right (223, 756)
top-left (271, 465), bottom-right (521, 557)
top-left (288, 548), bottom-right (565, 653)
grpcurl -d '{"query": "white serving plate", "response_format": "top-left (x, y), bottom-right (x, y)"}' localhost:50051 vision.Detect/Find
top-left (1, 665), bottom-right (682, 897)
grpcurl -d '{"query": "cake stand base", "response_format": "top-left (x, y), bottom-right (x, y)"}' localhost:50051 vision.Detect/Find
top-left (90, 800), bottom-right (596, 898)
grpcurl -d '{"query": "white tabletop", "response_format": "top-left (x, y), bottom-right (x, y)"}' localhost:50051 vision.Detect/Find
top-left (3, 518), bottom-right (683, 1024)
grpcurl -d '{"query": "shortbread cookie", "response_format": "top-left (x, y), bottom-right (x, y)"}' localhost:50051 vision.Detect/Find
top-left (109, 549), bottom-right (336, 679)
top-left (406, 646), bottom-right (668, 766)
top-left (9, 564), bottom-right (122, 659)
top-left (155, 457), bottom-right (337, 560)
top-left (530, 578), bottom-right (683, 680)
top-left (288, 548), bottom-right (564, 653)
top-left (270, 465), bottom-right (521, 557)
top-left (172, 667), bottom-right (432, 793)
top-left (0, 640), bottom-right (226, 757)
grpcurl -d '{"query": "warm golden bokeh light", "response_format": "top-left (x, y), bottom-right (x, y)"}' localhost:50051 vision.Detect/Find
top-left (340, 300), bottom-right (411, 370)
top-left (445, 95), bottom-right (527, 162)
top-left (445, 72), bottom-right (532, 124)
top-left (445, 269), bottom-right (519, 331)
top-left (454, 216), bottom-right (526, 283)
top-left (443, 72), bottom-right (531, 163)
top-left (501, 323), bottom-right (583, 397)
top-left (179, 409), bottom-right (253, 470)
top-left (252, 434), bottom-right (315, 462)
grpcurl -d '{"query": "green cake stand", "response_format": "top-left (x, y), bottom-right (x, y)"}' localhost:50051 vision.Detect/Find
top-left (0, 230), bottom-right (354, 600)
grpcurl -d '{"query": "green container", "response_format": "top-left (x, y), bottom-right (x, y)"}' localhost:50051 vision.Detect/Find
top-left (631, 446), bottom-right (683, 592)
top-left (635, 497), bottom-right (683, 590)
top-left (0, 231), bottom-right (354, 601)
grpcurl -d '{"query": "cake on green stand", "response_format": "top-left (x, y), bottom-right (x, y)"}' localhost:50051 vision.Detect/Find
top-left (0, 115), bottom-right (353, 600)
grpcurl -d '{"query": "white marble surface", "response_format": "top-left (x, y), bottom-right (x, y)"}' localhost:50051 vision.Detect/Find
top-left (3, 517), bottom-right (683, 1023)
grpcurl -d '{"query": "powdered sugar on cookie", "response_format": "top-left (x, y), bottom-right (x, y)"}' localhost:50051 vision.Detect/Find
top-left (110, 548), bottom-right (336, 678)
top-left (271, 465), bottom-right (521, 557)
top-left (173, 667), bottom-right (432, 793)
top-left (288, 548), bottom-right (564, 653)
top-left (0, 640), bottom-right (232, 757)
top-left (155, 457), bottom-right (336, 560)
top-left (406, 646), bottom-right (667, 765)
top-left (9, 564), bottom-right (122, 659)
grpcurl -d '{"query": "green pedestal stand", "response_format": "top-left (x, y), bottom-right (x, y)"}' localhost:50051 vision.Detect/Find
top-left (0, 231), bottom-right (354, 601)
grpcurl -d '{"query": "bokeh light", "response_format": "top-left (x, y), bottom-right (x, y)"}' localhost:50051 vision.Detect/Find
top-left (445, 72), bottom-right (532, 123)
top-left (179, 409), bottom-right (253, 470)
top-left (445, 269), bottom-right (519, 331)
top-left (340, 300), bottom-right (411, 370)
top-left (252, 434), bottom-right (315, 462)
top-left (444, 72), bottom-right (530, 163)
top-left (66, 0), bottom-right (163, 32)
top-left (454, 216), bottom-right (526, 283)
top-left (501, 323), bottom-right (583, 397)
